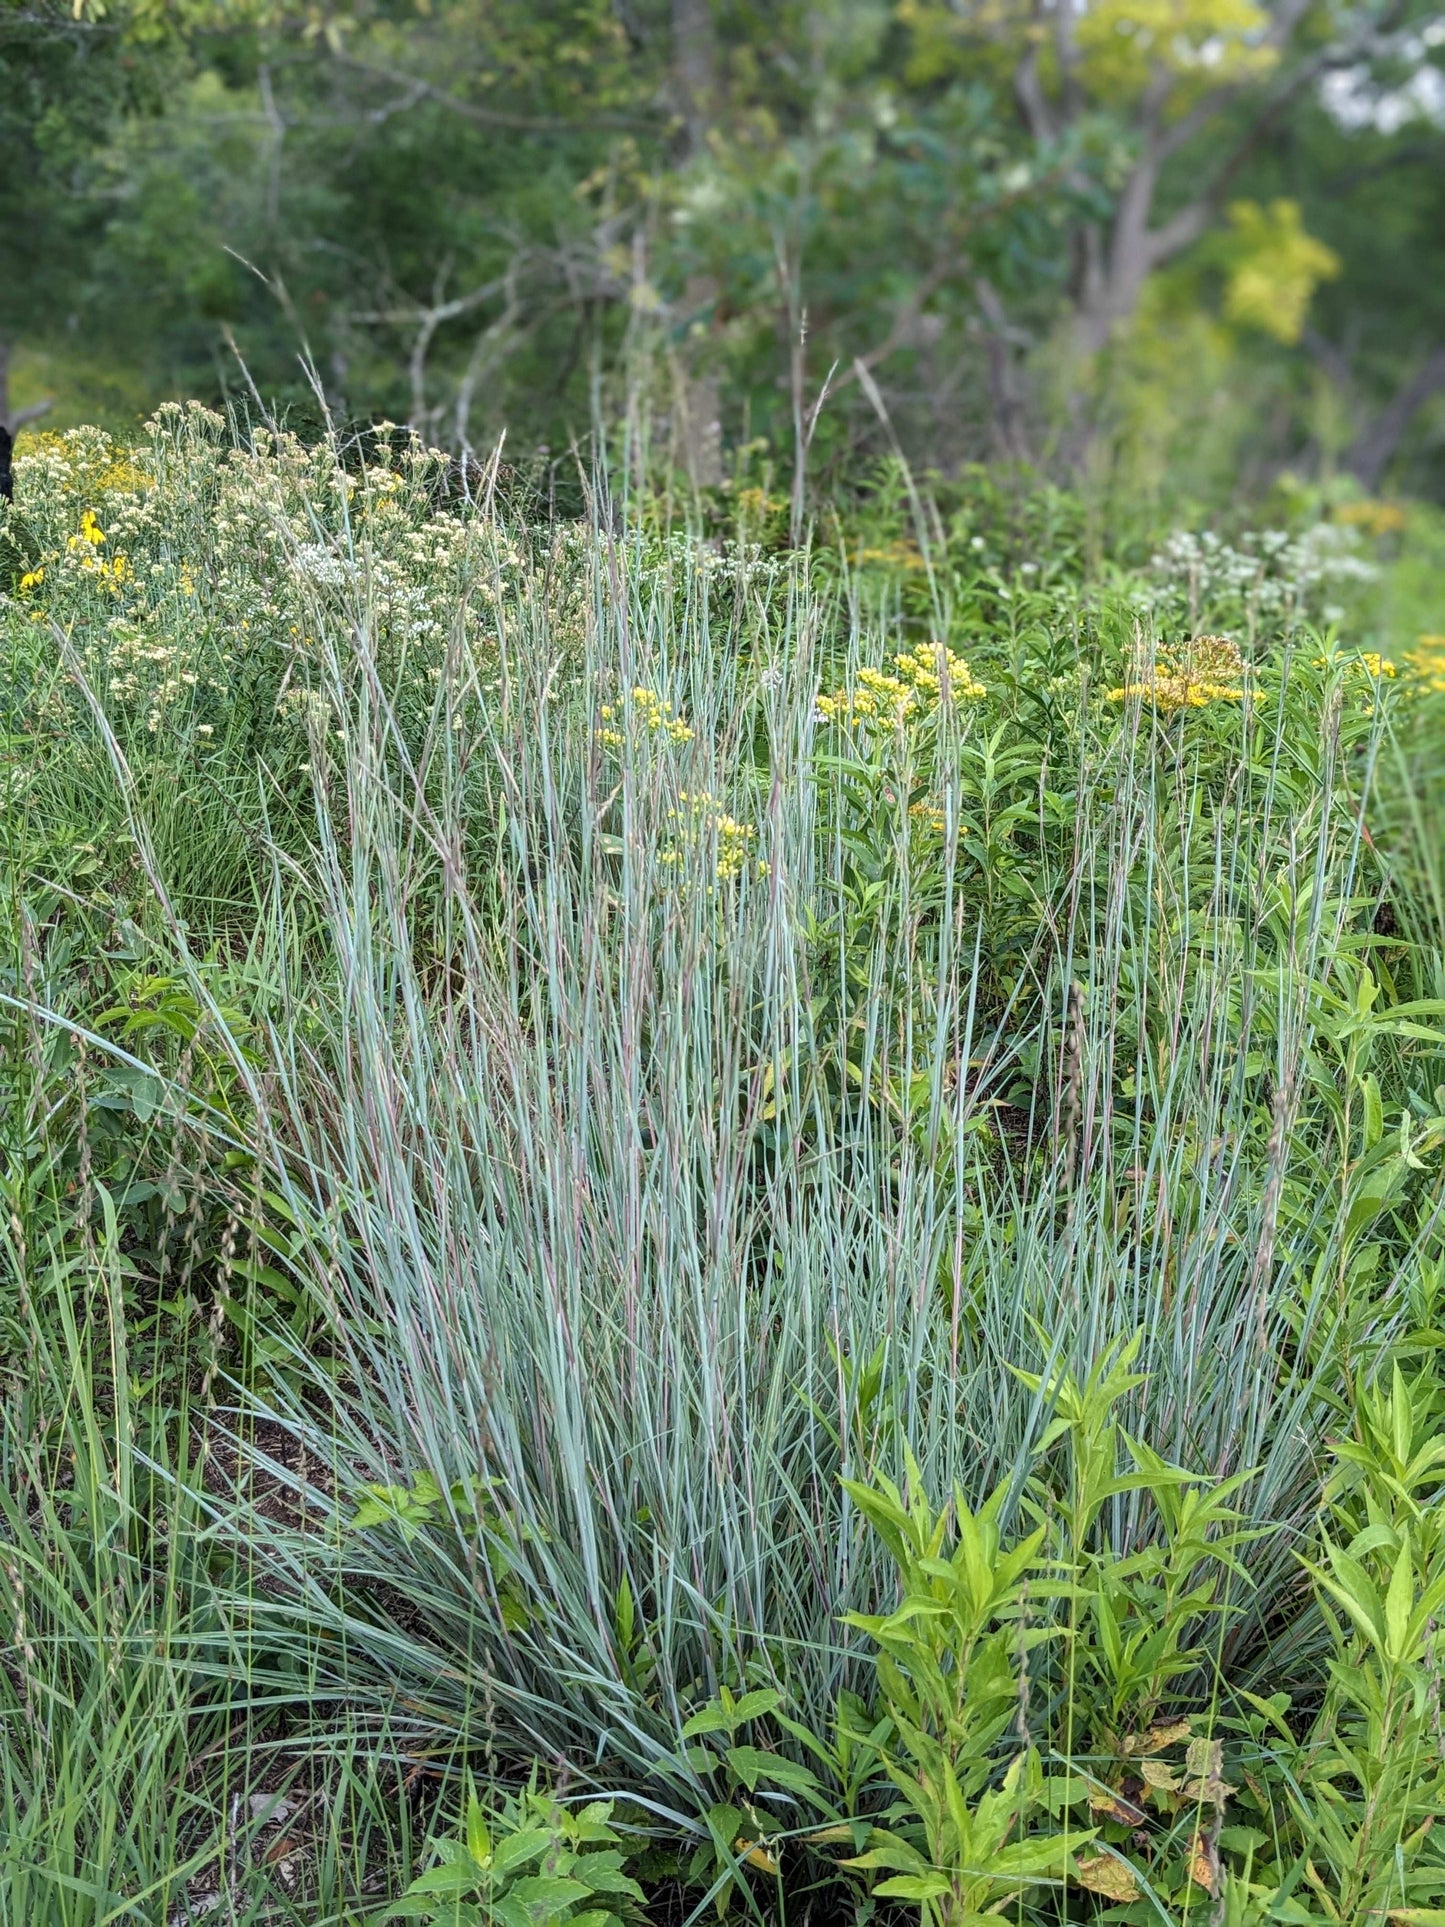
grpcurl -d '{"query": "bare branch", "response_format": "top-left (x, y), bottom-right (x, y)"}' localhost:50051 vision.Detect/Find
top-left (1143, 199), bottom-right (1213, 269)
top-left (455, 259), bottom-right (526, 453)
top-left (347, 270), bottom-right (519, 333)
top-left (1013, 40), bottom-right (1055, 144)
top-left (11, 397), bottom-right (55, 430)
top-left (1142, 0), bottom-right (1418, 272)
top-left (326, 51), bottom-right (656, 134)
top-left (826, 252), bottom-right (965, 403)
top-left (1053, 0), bottom-right (1082, 118)
top-left (1302, 325), bottom-right (1355, 391)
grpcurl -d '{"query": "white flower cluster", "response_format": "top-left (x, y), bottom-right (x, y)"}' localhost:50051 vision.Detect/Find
top-left (3, 405), bottom-right (576, 747)
top-left (1147, 523), bottom-right (1377, 627)
top-left (291, 543), bottom-right (357, 588)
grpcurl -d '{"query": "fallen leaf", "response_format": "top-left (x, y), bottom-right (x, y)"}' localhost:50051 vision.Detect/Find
top-left (1076, 1853), bottom-right (1141, 1902)
top-left (1183, 1737), bottom-right (1233, 1808)
top-left (1182, 1774), bottom-right (1236, 1809)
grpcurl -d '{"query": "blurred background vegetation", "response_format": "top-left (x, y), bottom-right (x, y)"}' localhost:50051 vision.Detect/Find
top-left (3, 0), bottom-right (1443, 519)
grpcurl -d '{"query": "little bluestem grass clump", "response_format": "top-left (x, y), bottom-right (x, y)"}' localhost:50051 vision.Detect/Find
top-left (2, 410), bottom-right (1444, 1923)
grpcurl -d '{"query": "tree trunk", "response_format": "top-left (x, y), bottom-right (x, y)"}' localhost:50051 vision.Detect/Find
top-left (974, 280), bottom-right (1032, 463)
top-left (668, 0), bottom-right (723, 489)
top-left (1344, 345), bottom-right (1445, 493)
top-left (1071, 142), bottom-right (1163, 358)
top-left (0, 338), bottom-right (55, 437)
top-left (671, 0), bottom-right (717, 157)
top-left (673, 274), bottom-right (724, 487)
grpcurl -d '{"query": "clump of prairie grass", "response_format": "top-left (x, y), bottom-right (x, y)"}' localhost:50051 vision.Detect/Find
top-left (87, 435), bottom-right (1422, 1748)
top-left (4, 410), bottom-right (1443, 1917)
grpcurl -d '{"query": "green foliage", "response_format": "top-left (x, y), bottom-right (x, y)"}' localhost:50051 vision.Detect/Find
top-left (384, 1780), bottom-right (645, 1927)
top-left (769, 1351), bottom-right (1445, 1924)
top-left (839, 1458), bottom-right (1080, 1927)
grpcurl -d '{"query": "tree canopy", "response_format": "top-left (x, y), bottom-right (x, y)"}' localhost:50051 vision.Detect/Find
top-left (2, 0), bottom-right (1441, 497)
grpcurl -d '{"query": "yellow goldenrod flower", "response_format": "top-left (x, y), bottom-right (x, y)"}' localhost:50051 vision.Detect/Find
top-left (1313, 647), bottom-right (1398, 682)
top-left (818, 640), bottom-right (985, 728)
top-left (851, 540), bottom-right (927, 572)
top-left (663, 790), bottom-right (768, 883)
top-left (909, 801), bottom-right (965, 837)
top-left (596, 685), bottom-right (694, 749)
top-left (1333, 500), bottom-right (1408, 538)
top-left (97, 459), bottom-right (154, 493)
top-left (1404, 636), bottom-right (1445, 693)
top-left (1108, 634), bottom-right (1250, 711)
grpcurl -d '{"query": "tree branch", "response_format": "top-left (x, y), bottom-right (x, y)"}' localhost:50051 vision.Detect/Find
top-left (973, 277), bottom-right (1033, 462)
top-left (1143, 0), bottom-right (1417, 273)
top-left (1013, 39), bottom-right (1055, 144)
top-left (10, 397), bottom-right (54, 430)
top-left (1302, 324), bottom-right (1355, 392)
top-left (327, 51), bottom-right (655, 133)
top-left (347, 269), bottom-right (519, 333)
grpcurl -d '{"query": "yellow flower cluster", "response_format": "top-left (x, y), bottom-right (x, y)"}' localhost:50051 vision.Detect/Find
top-left (1313, 649), bottom-right (1397, 680)
top-left (597, 686), bottom-right (694, 749)
top-left (84, 551), bottom-right (130, 587)
top-left (907, 801), bottom-right (966, 837)
top-left (734, 486), bottom-right (788, 520)
top-left (1405, 637), bottom-right (1445, 693)
top-left (97, 458), bottom-right (155, 495)
top-left (1334, 501), bottom-right (1408, 538)
top-left (909, 803), bottom-right (945, 835)
top-left (816, 641), bottom-right (985, 727)
top-left (58, 508), bottom-right (132, 591)
top-left (1108, 634), bottom-right (1250, 711)
top-left (851, 539), bottom-right (927, 573)
top-left (662, 789), bottom-right (768, 882)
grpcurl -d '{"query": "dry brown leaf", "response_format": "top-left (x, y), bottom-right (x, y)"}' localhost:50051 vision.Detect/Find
top-left (1182, 1737), bottom-right (1233, 1808)
top-left (1140, 1719), bottom-right (1192, 1754)
top-left (1182, 1774), bottom-right (1236, 1809)
top-left (1088, 1788), bottom-right (1147, 1826)
top-left (1187, 1830), bottom-right (1221, 1897)
top-left (1076, 1854), bottom-right (1141, 1903)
